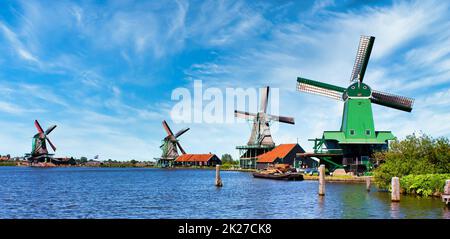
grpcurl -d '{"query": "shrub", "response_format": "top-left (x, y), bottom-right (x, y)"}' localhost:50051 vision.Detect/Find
top-left (373, 134), bottom-right (450, 189)
top-left (221, 162), bottom-right (236, 169)
top-left (400, 174), bottom-right (450, 197)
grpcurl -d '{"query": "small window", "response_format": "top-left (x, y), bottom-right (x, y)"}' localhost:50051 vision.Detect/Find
top-left (366, 130), bottom-right (371, 135)
top-left (350, 129), bottom-right (355, 135)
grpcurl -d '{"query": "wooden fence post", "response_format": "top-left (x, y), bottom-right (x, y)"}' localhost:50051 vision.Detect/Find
top-left (215, 164), bottom-right (223, 187)
top-left (444, 180), bottom-right (450, 194)
top-left (442, 180), bottom-right (450, 205)
top-left (391, 177), bottom-right (400, 202)
top-left (319, 164), bottom-right (325, 196)
top-left (366, 177), bottom-right (371, 192)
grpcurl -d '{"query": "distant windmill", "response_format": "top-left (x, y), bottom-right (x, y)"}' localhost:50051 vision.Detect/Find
top-left (235, 86), bottom-right (295, 147)
top-left (157, 120), bottom-right (189, 167)
top-left (296, 35), bottom-right (414, 173)
top-left (26, 120), bottom-right (57, 163)
top-left (235, 86), bottom-right (295, 168)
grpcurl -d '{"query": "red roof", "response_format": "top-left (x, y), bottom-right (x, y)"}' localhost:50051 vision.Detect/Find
top-left (175, 154), bottom-right (216, 162)
top-left (0, 156), bottom-right (10, 161)
top-left (256, 144), bottom-right (298, 163)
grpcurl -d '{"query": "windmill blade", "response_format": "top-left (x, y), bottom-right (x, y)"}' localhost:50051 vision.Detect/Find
top-left (176, 141), bottom-right (186, 154)
top-left (174, 128), bottom-right (190, 138)
top-left (234, 110), bottom-right (257, 120)
top-left (46, 137), bottom-right (57, 152)
top-left (297, 77), bottom-right (346, 100)
top-left (267, 114), bottom-right (295, 124)
top-left (34, 120), bottom-right (44, 134)
top-left (259, 86), bottom-right (269, 113)
top-left (350, 35), bottom-right (375, 83)
top-left (162, 120), bottom-right (174, 136)
top-left (45, 125), bottom-right (57, 135)
top-left (370, 90), bottom-right (414, 112)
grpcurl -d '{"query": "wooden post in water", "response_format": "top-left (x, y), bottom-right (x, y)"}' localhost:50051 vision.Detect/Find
top-left (366, 177), bottom-right (371, 192)
top-left (391, 177), bottom-right (400, 202)
top-left (215, 164), bottom-right (223, 187)
top-left (444, 180), bottom-right (450, 194)
top-left (318, 164), bottom-right (325, 196)
top-left (443, 180), bottom-right (450, 205)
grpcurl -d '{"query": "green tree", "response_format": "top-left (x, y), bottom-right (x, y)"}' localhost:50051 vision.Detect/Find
top-left (221, 154), bottom-right (235, 164)
top-left (80, 157), bottom-right (88, 163)
top-left (373, 134), bottom-right (450, 189)
top-left (130, 159), bottom-right (138, 164)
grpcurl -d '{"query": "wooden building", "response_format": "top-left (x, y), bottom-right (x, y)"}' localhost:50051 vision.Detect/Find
top-left (0, 155), bottom-right (10, 161)
top-left (175, 154), bottom-right (221, 167)
top-left (256, 144), bottom-right (307, 170)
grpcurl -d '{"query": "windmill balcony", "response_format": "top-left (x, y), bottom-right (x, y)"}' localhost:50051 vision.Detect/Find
top-left (314, 149), bottom-right (343, 155)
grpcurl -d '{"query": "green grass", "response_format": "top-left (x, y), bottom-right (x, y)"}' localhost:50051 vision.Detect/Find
top-left (0, 161), bottom-right (17, 166)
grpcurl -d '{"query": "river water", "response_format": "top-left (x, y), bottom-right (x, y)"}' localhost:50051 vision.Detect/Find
top-left (0, 167), bottom-right (448, 219)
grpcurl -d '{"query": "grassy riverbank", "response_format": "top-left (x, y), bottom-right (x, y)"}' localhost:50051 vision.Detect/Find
top-left (0, 161), bottom-right (17, 166)
top-left (303, 175), bottom-right (368, 183)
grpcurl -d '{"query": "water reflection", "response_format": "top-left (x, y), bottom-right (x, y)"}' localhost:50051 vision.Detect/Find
top-left (443, 207), bottom-right (450, 219)
top-left (317, 195), bottom-right (325, 219)
top-left (390, 202), bottom-right (401, 219)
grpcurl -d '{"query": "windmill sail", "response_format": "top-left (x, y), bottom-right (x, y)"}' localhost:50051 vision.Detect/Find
top-left (176, 141), bottom-right (186, 154)
top-left (297, 77), bottom-right (346, 100)
top-left (350, 35), bottom-right (375, 82)
top-left (234, 110), bottom-right (257, 120)
top-left (267, 114), bottom-right (295, 124)
top-left (162, 120), bottom-right (174, 137)
top-left (34, 120), bottom-right (45, 134)
top-left (259, 86), bottom-right (269, 113)
top-left (46, 137), bottom-right (57, 151)
top-left (370, 90), bottom-right (414, 112)
top-left (174, 128), bottom-right (190, 138)
top-left (45, 125), bottom-right (57, 135)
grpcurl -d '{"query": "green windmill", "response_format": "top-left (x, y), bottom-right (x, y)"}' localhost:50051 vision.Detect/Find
top-left (155, 120), bottom-right (189, 168)
top-left (25, 120), bottom-right (57, 163)
top-left (296, 35), bottom-right (414, 174)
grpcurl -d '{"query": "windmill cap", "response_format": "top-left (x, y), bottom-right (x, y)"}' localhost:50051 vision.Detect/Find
top-left (345, 82), bottom-right (371, 98)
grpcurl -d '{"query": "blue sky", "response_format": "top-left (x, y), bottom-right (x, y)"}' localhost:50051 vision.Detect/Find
top-left (0, 0), bottom-right (449, 161)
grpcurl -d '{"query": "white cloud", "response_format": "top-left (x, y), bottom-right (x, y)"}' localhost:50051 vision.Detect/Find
top-left (18, 84), bottom-right (69, 107)
top-left (0, 101), bottom-right (28, 114)
top-left (187, 0), bottom-right (269, 46)
top-left (0, 22), bottom-right (40, 64)
top-left (312, 0), bottom-right (335, 13)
